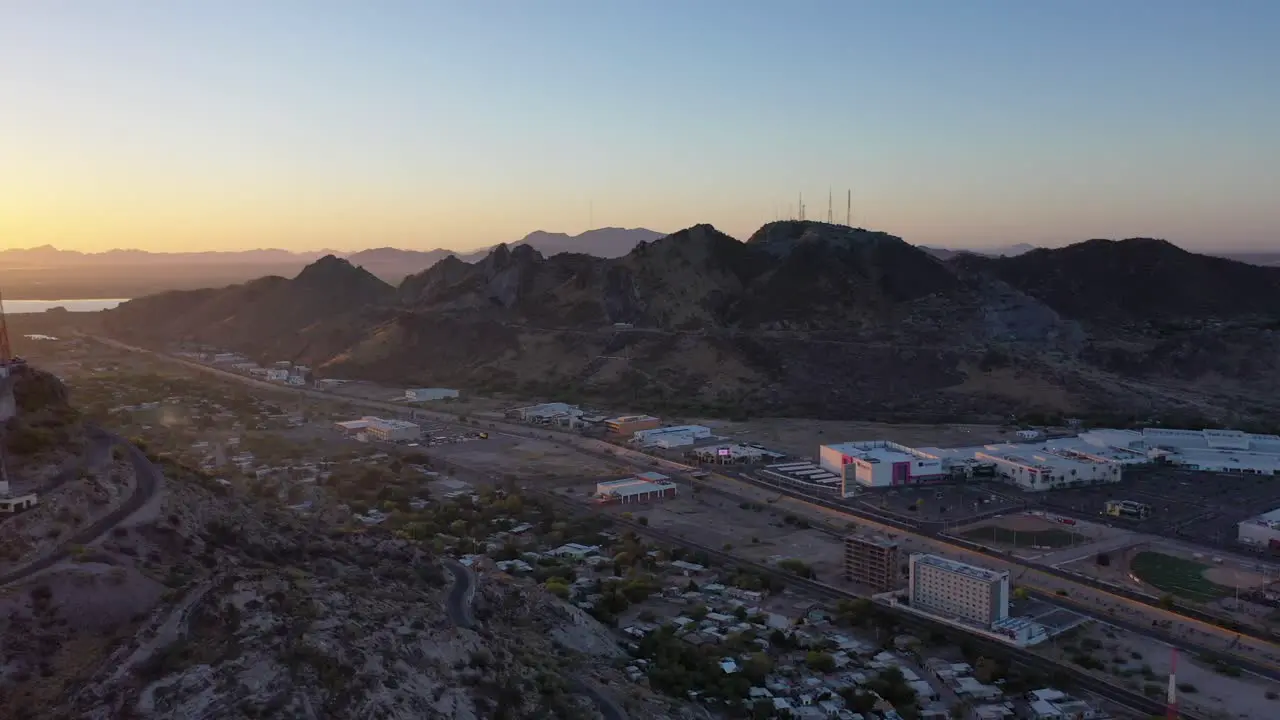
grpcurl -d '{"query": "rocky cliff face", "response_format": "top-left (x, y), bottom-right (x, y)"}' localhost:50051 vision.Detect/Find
top-left (100, 223), bottom-right (1280, 426)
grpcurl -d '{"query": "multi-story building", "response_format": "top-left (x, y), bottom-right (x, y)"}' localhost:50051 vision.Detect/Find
top-left (908, 554), bottom-right (1009, 627)
top-left (843, 534), bottom-right (900, 592)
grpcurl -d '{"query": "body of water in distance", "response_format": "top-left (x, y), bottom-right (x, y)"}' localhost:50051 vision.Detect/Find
top-left (4, 299), bottom-right (129, 314)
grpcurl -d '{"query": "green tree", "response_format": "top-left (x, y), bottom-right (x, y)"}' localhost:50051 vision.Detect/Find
top-left (806, 651), bottom-right (836, 673)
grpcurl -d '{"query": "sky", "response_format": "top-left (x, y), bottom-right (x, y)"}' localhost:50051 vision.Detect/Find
top-left (2, 1), bottom-right (1278, 253)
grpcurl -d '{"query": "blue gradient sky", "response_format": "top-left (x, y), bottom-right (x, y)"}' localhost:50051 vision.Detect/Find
top-left (2, 1), bottom-right (1277, 252)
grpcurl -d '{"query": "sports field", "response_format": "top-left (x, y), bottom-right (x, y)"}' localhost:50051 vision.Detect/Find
top-left (1129, 551), bottom-right (1234, 603)
top-left (958, 524), bottom-right (1083, 548)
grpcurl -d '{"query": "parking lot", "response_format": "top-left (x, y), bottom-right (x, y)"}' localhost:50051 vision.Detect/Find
top-left (1011, 466), bottom-right (1280, 548)
top-left (849, 483), bottom-right (1028, 528)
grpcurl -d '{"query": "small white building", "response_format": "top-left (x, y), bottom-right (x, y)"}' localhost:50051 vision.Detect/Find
top-left (405, 388), bottom-right (459, 402)
top-left (265, 368), bottom-right (290, 382)
top-left (1238, 507), bottom-right (1280, 548)
top-left (596, 472), bottom-right (677, 504)
top-left (0, 481), bottom-right (37, 513)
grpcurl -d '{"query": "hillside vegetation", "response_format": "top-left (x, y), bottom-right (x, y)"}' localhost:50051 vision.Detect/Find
top-left (101, 221), bottom-right (1280, 428)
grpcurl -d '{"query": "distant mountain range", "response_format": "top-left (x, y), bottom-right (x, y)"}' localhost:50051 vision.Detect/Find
top-left (99, 220), bottom-right (1280, 429)
top-left (0, 227), bottom-right (665, 276)
top-left (921, 242), bottom-right (1280, 266)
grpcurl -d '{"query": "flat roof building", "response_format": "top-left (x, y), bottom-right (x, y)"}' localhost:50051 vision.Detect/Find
top-left (844, 534), bottom-right (900, 592)
top-left (334, 416), bottom-right (420, 442)
top-left (975, 445), bottom-right (1122, 491)
top-left (507, 402), bottom-right (582, 423)
top-left (908, 554), bottom-right (1009, 628)
top-left (604, 414), bottom-right (662, 435)
top-left (633, 425), bottom-right (712, 447)
top-left (1238, 507), bottom-right (1280, 549)
top-left (819, 441), bottom-right (948, 493)
top-left (596, 473), bottom-right (677, 504)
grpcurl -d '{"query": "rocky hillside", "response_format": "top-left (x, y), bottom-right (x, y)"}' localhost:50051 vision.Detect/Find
top-left (955, 238), bottom-right (1280, 324)
top-left (1, 450), bottom-right (685, 720)
top-left (100, 222), bottom-right (1280, 427)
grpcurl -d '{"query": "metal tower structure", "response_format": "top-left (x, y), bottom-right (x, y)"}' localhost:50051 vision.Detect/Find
top-left (0, 284), bottom-right (11, 362)
top-left (847, 189), bottom-right (851, 226)
top-left (1167, 648), bottom-right (1178, 720)
top-left (827, 188), bottom-right (833, 224)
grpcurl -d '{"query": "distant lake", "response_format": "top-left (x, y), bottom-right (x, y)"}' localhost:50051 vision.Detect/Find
top-left (5, 298), bottom-right (129, 314)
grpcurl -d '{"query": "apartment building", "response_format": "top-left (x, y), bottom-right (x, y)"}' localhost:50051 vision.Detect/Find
top-left (908, 554), bottom-right (1009, 627)
top-left (843, 534), bottom-right (900, 592)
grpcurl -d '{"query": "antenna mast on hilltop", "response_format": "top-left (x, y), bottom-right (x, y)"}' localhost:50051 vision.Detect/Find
top-left (847, 190), bottom-right (851, 226)
top-left (0, 284), bottom-right (11, 362)
top-left (827, 188), bottom-right (833, 224)
top-left (798, 192), bottom-right (804, 221)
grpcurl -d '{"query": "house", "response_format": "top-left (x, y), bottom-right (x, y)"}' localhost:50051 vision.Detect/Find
top-left (550, 543), bottom-right (600, 559)
top-left (719, 658), bottom-right (739, 674)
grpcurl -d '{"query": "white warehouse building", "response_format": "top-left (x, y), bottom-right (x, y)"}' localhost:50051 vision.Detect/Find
top-left (596, 472), bottom-right (677, 504)
top-left (633, 425), bottom-right (711, 449)
top-left (1238, 508), bottom-right (1280, 549)
top-left (819, 441), bottom-right (948, 493)
top-left (975, 445), bottom-right (1122, 491)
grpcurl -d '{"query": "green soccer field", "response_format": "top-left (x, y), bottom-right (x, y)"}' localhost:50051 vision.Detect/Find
top-left (1129, 551), bottom-right (1234, 602)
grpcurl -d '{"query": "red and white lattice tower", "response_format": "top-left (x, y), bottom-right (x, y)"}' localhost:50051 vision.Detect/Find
top-left (0, 283), bottom-right (11, 362)
top-left (1167, 647), bottom-right (1179, 720)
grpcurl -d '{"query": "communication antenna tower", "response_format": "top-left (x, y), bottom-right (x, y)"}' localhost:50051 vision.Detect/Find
top-left (0, 284), bottom-right (11, 362)
top-left (827, 188), bottom-right (833, 224)
top-left (847, 190), bottom-right (851, 226)
top-left (798, 192), bottom-right (804, 221)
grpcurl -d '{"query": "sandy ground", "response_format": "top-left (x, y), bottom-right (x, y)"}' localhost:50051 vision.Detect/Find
top-left (1203, 567), bottom-right (1272, 590)
top-left (1039, 622), bottom-right (1280, 720)
top-left (428, 432), bottom-right (624, 480)
top-left (682, 418), bottom-right (1010, 458)
top-left (325, 381), bottom-right (511, 416)
top-left (595, 491), bottom-right (856, 586)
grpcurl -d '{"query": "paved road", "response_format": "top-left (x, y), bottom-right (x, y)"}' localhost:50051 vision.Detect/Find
top-left (0, 431), bottom-right (160, 587)
top-left (443, 558), bottom-right (476, 630)
top-left (90, 337), bottom-right (1280, 678)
